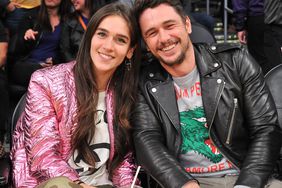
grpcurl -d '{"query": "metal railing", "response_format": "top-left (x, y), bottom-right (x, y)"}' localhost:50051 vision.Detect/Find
top-left (223, 0), bottom-right (233, 42)
top-left (205, 0), bottom-right (233, 42)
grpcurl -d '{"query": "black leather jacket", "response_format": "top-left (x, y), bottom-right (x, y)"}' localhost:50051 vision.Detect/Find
top-left (132, 43), bottom-right (282, 188)
top-left (59, 13), bottom-right (84, 63)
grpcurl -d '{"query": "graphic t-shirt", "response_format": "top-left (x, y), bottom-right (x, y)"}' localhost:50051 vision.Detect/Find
top-left (68, 91), bottom-right (112, 186)
top-left (173, 68), bottom-right (238, 177)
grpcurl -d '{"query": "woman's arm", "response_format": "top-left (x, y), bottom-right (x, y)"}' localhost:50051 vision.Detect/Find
top-left (23, 70), bottom-right (79, 181)
top-left (112, 152), bottom-right (140, 188)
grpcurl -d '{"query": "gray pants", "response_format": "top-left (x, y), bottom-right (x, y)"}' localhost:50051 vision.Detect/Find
top-left (36, 176), bottom-right (113, 188)
top-left (197, 175), bottom-right (282, 188)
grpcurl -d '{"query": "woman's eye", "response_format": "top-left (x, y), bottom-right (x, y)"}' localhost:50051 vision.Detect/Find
top-left (97, 32), bottom-right (106, 37)
top-left (117, 37), bottom-right (127, 44)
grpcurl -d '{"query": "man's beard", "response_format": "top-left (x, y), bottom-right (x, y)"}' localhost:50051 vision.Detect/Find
top-left (158, 41), bottom-right (189, 67)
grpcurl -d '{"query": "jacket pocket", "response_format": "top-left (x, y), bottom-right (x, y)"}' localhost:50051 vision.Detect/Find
top-left (226, 98), bottom-right (238, 144)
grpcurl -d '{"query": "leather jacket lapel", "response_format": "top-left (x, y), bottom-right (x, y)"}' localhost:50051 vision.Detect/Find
top-left (149, 80), bottom-right (181, 133)
top-left (201, 77), bottom-right (225, 128)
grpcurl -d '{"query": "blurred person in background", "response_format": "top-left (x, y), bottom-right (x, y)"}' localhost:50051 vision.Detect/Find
top-left (232, 0), bottom-right (268, 73)
top-left (0, 19), bottom-right (9, 159)
top-left (10, 0), bottom-right (71, 88)
top-left (1, 0), bottom-right (40, 36)
top-left (60, 0), bottom-right (115, 63)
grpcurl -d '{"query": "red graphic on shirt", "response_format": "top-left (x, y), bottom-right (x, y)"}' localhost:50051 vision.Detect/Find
top-left (175, 82), bottom-right (201, 100)
top-left (185, 161), bottom-right (234, 173)
top-left (204, 139), bottom-right (220, 155)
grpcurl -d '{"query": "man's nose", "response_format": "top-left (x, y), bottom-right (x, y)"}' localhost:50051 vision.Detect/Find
top-left (158, 29), bottom-right (170, 43)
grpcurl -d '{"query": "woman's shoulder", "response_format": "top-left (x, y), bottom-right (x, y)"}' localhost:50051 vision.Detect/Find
top-left (30, 61), bottom-right (76, 85)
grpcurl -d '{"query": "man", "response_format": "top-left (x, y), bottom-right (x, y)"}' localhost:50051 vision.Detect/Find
top-left (132, 0), bottom-right (282, 188)
top-left (264, 0), bottom-right (282, 71)
top-left (0, 19), bottom-right (9, 159)
top-left (231, 0), bottom-right (268, 74)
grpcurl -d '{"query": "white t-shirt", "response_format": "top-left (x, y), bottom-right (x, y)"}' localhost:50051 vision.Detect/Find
top-left (68, 91), bottom-right (112, 186)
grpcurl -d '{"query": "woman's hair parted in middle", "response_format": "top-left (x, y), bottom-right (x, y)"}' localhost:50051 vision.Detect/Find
top-left (72, 1), bottom-right (141, 177)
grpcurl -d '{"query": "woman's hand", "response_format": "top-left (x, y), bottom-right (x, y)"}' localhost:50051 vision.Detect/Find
top-left (24, 29), bottom-right (38, 40)
top-left (80, 183), bottom-right (97, 188)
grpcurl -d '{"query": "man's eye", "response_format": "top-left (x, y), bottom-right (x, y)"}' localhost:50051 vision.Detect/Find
top-left (147, 31), bottom-right (157, 37)
top-left (166, 24), bottom-right (175, 29)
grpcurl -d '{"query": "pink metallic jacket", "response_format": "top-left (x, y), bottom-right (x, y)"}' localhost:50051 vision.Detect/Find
top-left (11, 62), bottom-right (139, 188)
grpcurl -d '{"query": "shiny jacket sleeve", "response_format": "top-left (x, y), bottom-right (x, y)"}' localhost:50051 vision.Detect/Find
top-left (233, 48), bottom-right (282, 187)
top-left (23, 70), bottom-right (79, 181)
top-left (112, 152), bottom-right (140, 188)
top-left (132, 91), bottom-right (196, 188)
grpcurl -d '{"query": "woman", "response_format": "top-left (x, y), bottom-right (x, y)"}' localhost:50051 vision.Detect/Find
top-left (11, 2), bottom-right (141, 188)
top-left (60, 0), bottom-right (116, 62)
top-left (10, 0), bottom-right (71, 87)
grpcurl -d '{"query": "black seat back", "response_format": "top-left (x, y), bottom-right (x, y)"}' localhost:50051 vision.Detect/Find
top-left (190, 22), bottom-right (216, 44)
top-left (265, 64), bottom-right (282, 130)
top-left (0, 93), bottom-right (26, 187)
top-left (265, 64), bottom-right (282, 177)
top-left (11, 93), bottom-right (27, 134)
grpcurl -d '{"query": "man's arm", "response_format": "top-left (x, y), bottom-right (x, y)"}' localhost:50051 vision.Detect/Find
top-left (132, 91), bottom-right (198, 188)
top-left (234, 48), bottom-right (282, 187)
top-left (0, 42), bottom-right (8, 68)
top-left (0, 21), bottom-right (8, 68)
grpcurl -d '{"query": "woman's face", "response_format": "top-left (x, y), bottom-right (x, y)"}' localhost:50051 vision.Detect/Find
top-left (90, 15), bottom-right (134, 76)
top-left (71, 0), bottom-right (86, 12)
top-left (44, 0), bottom-right (61, 8)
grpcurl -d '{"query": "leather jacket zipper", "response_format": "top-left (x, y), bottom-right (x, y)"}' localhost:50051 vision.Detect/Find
top-left (226, 98), bottom-right (238, 144)
top-left (208, 82), bottom-right (240, 170)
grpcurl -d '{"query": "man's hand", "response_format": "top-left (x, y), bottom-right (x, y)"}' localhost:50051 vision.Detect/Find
top-left (237, 30), bottom-right (247, 44)
top-left (40, 57), bottom-right (53, 68)
top-left (24, 29), bottom-right (38, 40)
top-left (182, 181), bottom-right (200, 188)
top-left (6, 2), bottom-right (20, 12)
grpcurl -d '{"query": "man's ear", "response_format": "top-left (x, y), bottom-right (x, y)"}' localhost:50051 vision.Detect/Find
top-left (126, 45), bottom-right (136, 59)
top-left (185, 16), bottom-right (192, 34)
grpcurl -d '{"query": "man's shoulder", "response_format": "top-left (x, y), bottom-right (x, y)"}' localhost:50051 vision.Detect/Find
top-left (139, 57), bottom-right (165, 81)
top-left (195, 43), bottom-right (244, 54)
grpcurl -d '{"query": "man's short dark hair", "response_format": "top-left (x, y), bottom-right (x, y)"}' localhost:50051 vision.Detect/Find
top-left (134, 0), bottom-right (186, 23)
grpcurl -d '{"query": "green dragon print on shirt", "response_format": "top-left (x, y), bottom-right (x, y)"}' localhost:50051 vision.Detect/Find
top-left (180, 106), bottom-right (223, 163)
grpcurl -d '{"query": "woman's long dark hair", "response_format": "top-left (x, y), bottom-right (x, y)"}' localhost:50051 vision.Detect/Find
top-left (72, 2), bottom-right (141, 177)
top-left (38, 0), bottom-right (72, 31)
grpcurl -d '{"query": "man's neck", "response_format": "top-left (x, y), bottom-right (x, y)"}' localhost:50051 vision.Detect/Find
top-left (161, 46), bottom-right (196, 77)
